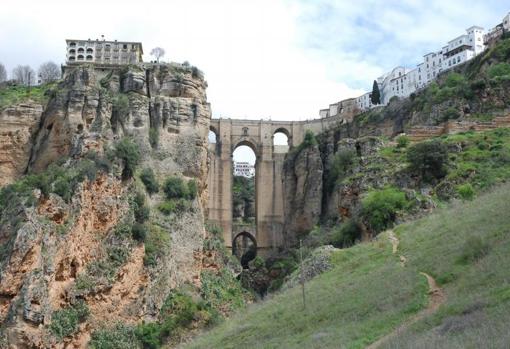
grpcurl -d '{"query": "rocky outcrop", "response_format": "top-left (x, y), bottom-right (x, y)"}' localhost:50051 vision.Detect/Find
top-left (282, 144), bottom-right (323, 243)
top-left (0, 103), bottom-right (43, 186)
top-left (0, 62), bottom-right (214, 347)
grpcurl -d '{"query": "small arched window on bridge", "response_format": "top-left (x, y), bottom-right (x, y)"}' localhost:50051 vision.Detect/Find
top-left (208, 129), bottom-right (217, 144)
top-left (273, 129), bottom-right (289, 153)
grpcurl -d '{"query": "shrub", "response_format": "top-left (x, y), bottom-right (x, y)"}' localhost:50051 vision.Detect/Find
top-left (396, 135), bottom-right (410, 148)
top-left (112, 93), bottom-right (130, 120)
top-left (443, 107), bottom-right (460, 121)
top-left (487, 62), bottom-right (510, 79)
top-left (329, 149), bottom-right (356, 188)
top-left (49, 301), bottom-right (89, 340)
top-left (407, 139), bottom-right (449, 182)
top-left (457, 183), bottom-right (475, 200)
top-left (115, 138), bottom-right (140, 179)
top-left (90, 323), bottom-right (140, 349)
top-left (158, 200), bottom-right (177, 215)
top-left (131, 223), bottom-right (148, 242)
top-left (135, 322), bottom-right (162, 349)
top-left (163, 176), bottom-right (188, 199)
top-left (140, 168), bottom-right (159, 194)
top-left (200, 270), bottom-right (245, 312)
top-left (361, 187), bottom-right (409, 234)
top-left (133, 191), bottom-right (149, 223)
top-left (457, 236), bottom-right (490, 264)
top-left (302, 130), bottom-right (317, 148)
top-left (187, 179), bottom-right (198, 200)
top-left (331, 219), bottom-right (362, 248)
top-left (52, 178), bottom-right (72, 202)
top-left (143, 225), bottom-right (170, 267)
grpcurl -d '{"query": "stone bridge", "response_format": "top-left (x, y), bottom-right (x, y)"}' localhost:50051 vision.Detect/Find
top-left (207, 116), bottom-right (347, 254)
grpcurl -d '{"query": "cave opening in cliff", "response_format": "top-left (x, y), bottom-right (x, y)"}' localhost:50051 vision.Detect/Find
top-left (232, 143), bottom-right (257, 265)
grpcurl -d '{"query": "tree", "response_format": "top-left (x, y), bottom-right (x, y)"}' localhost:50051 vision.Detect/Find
top-left (38, 61), bottom-right (60, 83)
top-left (12, 65), bottom-right (35, 86)
top-left (371, 80), bottom-right (381, 105)
top-left (0, 63), bottom-right (6, 83)
top-left (150, 47), bottom-right (165, 63)
top-left (407, 139), bottom-right (449, 182)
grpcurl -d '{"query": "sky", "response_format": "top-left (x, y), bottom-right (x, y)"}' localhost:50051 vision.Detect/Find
top-left (0, 0), bottom-right (508, 126)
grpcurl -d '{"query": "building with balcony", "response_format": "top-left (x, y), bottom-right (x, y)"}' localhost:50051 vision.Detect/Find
top-left (234, 162), bottom-right (255, 178)
top-left (65, 39), bottom-right (143, 65)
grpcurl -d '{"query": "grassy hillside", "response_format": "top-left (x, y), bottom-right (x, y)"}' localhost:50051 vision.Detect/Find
top-left (186, 182), bottom-right (510, 348)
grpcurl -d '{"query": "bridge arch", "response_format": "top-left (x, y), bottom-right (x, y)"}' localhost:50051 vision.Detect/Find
top-left (232, 231), bottom-right (257, 268)
top-left (207, 119), bottom-right (305, 255)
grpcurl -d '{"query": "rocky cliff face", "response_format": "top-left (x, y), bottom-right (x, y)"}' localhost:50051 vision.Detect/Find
top-left (0, 104), bottom-right (43, 186)
top-left (0, 63), bottom-right (216, 348)
top-left (282, 145), bottom-right (323, 244)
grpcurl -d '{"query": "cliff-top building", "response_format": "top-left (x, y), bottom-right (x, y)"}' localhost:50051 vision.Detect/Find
top-left (65, 39), bottom-right (143, 65)
top-left (321, 11), bottom-right (510, 119)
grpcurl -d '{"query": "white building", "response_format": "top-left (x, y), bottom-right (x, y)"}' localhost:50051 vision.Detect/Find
top-left (504, 12), bottom-right (510, 30)
top-left (234, 162), bottom-right (255, 178)
top-left (355, 92), bottom-right (372, 111)
top-left (319, 11), bottom-right (510, 119)
top-left (65, 39), bottom-right (143, 65)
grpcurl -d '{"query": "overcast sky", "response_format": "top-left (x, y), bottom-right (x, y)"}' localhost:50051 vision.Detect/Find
top-left (0, 0), bottom-right (507, 123)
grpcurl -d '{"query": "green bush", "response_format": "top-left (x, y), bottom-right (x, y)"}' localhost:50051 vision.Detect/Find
top-left (457, 183), bottom-right (475, 200)
top-left (131, 223), bottom-right (148, 242)
top-left (328, 149), bottom-right (356, 188)
top-left (407, 139), bottom-right (449, 182)
top-left (140, 168), bottom-right (159, 194)
top-left (49, 301), bottom-right (89, 340)
top-left (457, 236), bottom-right (490, 264)
top-left (143, 225), bottom-right (170, 267)
top-left (133, 191), bottom-right (150, 223)
top-left (302, 130), bottom-right (317, 148)
top-left (158, 200), bottom-right (177, 215)
top-left (90, 323), bottom-right (140, 349)
top-left (134, 291), bottom-right (203, 347)
top-left (112, 93), bottom-right (130, 120)
top-left (200, 270), bottom-right (245, 312)
top-left (331, 219), bottom-right (362, 248)
top-left (135, 322), bottom-right (162, 349)
top-left (163, 176), bottom-right (188, 199)
top-left (487, 62), bottom-right (510, 79)
top-left (187, 179), bottom-right (198, 200)
top-left (396, 135), bottom-right (410, 148)
top-left (443, 107), bottom-right (460, 121)
top-left (361, 187), bottom-right (409, 234)
top-left (115, 138), bottom-right (140, 179)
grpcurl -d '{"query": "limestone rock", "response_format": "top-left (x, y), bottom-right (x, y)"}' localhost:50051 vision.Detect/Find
top-left (283, 144), bottom-right (323, 243)
top-left (0, 103), bottom-right (43, 186)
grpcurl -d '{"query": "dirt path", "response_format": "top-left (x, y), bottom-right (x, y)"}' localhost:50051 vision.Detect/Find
top-left (365, 233), bottom-right (446, 349)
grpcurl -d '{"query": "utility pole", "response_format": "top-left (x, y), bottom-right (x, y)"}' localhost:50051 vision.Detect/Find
top-left (300, 239), bottom-right (306, 310)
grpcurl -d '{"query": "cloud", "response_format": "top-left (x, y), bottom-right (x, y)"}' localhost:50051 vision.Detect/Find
top-left (0, 0), bottom-right (507, 120)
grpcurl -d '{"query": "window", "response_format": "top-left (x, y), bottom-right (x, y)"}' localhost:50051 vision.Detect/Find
top-left (69, 42), bottom-right (76, 47)
top-left (78, 48), bottom-right (84, 53)
top-left (69, 56), bottom-right (76, 61)
top-left (86, 48), bottom-right (93, 53)
top-left (77, 55), bottom-right (84, 60)
top-left (86, 55), bottom-right (93, 61)
top-left (69, 49), bottom-right (76, 54)
top-left (123, 44), bottom-right (128, 49)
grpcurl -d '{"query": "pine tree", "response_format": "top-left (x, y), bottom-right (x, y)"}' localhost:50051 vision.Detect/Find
top-left (371, 80), bottom-right (381, 105)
